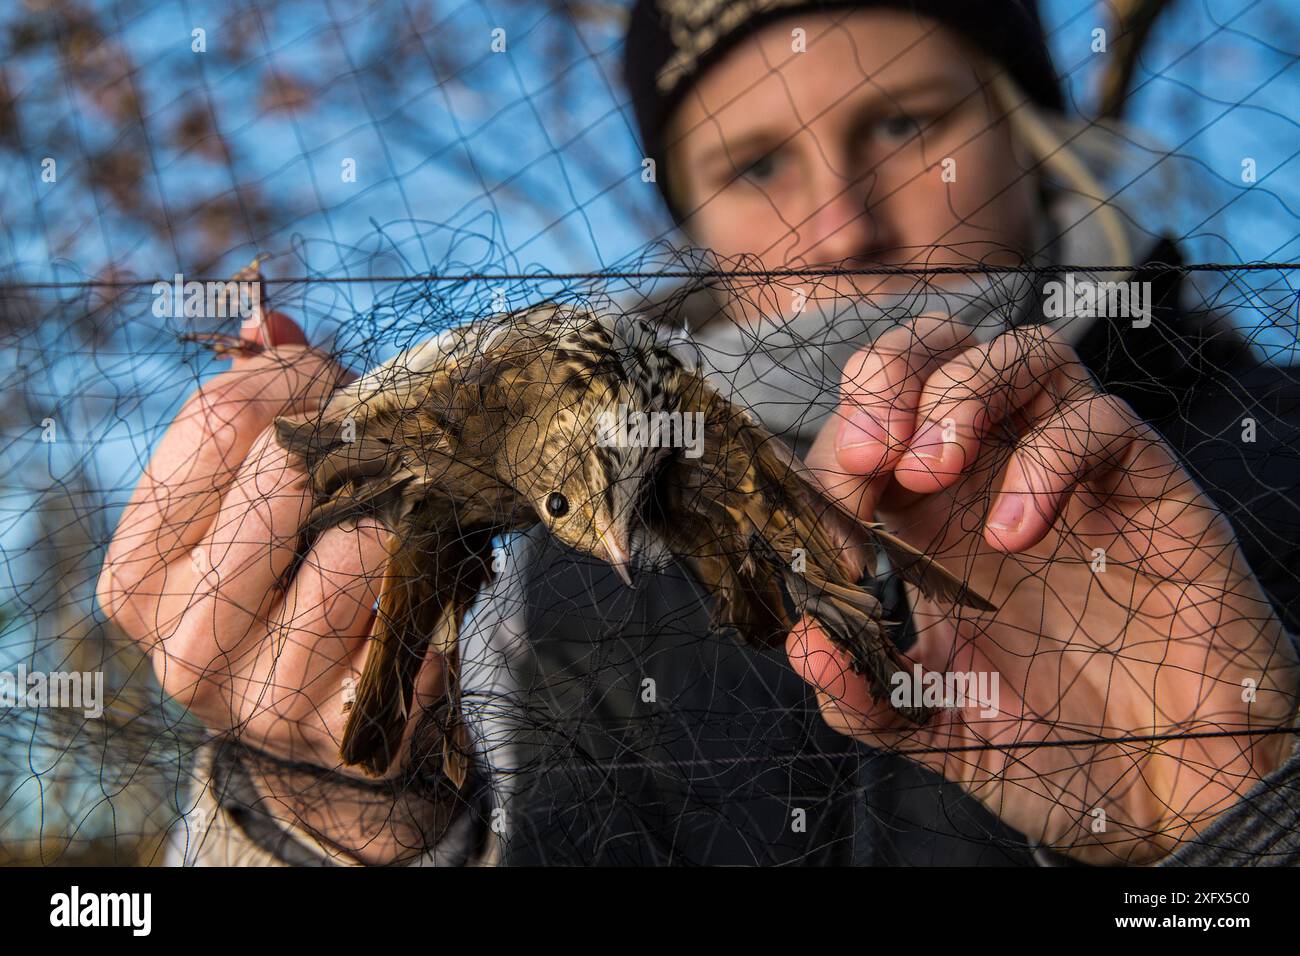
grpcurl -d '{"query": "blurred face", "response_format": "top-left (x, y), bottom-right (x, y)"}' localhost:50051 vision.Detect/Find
top-left (667, 10), bottom-right (1039, 312)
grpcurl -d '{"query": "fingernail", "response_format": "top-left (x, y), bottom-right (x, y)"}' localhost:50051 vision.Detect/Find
top-left (988, 493), bottom-right (1024, 532)
top-left (837, 410), bottom-right (890, 451)
top-left (908, 421), bottom-right (947, 463)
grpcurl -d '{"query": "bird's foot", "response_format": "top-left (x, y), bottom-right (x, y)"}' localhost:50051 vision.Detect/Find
top-left (180, 332), bottom-right (264, 357)
top-left (798, 583), bottom-right (935, 726)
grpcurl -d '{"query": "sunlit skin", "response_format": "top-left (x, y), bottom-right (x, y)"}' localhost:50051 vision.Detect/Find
top-left (97, 316), bottom-right (453, 864)
top-left (667, 10), bottom-right (1038, 312)
top-left (671, 10), bottom-right (1299, 864)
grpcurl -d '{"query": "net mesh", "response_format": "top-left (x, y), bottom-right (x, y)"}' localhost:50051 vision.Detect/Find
top-left (2, 0), bottom-right (1299, 866)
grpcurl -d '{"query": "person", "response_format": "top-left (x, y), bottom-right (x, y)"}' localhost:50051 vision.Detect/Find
top-left (97, 0), bottom-right (1300, 866)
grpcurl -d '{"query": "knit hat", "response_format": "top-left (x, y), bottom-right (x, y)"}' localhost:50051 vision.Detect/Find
top-left (623, 0), bottom-right (1063, 221)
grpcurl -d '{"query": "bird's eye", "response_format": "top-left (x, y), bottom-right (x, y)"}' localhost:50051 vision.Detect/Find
top-left (545, 491), bottom-right (570, 518)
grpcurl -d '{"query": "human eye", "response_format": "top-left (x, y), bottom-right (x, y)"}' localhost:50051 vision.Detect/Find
top-left (873, 112), bottom-right (922, 143)
top-left (736, 148), bottom-right (783, 184)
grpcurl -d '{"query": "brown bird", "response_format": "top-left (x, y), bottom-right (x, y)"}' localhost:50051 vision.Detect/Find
top-left (268, 301), bottom-right (996, 787)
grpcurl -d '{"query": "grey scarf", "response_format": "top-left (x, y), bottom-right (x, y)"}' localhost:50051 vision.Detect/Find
top-left (672, 275), bottom-right (1036, 455)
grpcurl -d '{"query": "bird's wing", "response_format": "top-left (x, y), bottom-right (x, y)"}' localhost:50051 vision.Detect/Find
top-left (273, 397), bottom-right (523, 784)
top-left (644, 373), bottom-right (895, 707)
top-left (672, 369), bottom-right (996, 612)
top-left (646, 369), bottom-right (990, 716)
top-left (321, 313), bottom-right (520, 417)
top-left (643, 463), bottom-right (794, 648)
top-left (322, 302), bottom-right (574, 421)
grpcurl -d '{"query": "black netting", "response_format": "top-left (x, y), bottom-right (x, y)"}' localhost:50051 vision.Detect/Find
top-left (2, 0), bottom-right (1299, 867)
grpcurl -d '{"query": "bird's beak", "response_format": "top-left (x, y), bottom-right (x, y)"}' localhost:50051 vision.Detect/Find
top-left (600, 527), bottom-right (635, 587)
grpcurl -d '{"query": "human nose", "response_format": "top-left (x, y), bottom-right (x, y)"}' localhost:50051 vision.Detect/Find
top-left (795, 163), bottom-right (896, 266)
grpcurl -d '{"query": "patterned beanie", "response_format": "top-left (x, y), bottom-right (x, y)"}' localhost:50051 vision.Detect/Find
top-left (622, 0), bottom-right (1063, 220)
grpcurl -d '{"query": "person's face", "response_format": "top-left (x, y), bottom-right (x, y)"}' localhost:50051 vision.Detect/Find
top-left (668, 10), bottom-right (1039, 311)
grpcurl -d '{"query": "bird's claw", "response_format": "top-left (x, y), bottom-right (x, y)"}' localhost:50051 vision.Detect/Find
top-left (179, 332), bottom-right (264, 357)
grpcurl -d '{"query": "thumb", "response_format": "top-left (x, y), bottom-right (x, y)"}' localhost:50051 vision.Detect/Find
top-left (803, 401), bottom-right (892, 577)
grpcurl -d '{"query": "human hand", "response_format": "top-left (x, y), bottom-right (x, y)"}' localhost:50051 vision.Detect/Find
top-left (97, 312), bottom-right (454, 862)
top-left (788, 314), bottom-right (1300, 864)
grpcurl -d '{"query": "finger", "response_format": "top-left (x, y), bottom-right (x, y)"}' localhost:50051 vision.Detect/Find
top-left (799, 316), bottom-right (972, 573)
top-left (251, 518), bottom-right (393, 750)
top-left (814, 314), bottom-right (975, 524)
top-left (232, 310), bottom-right (309, 370)
top-left (100, 344), bottom-right (344, 621)
top-left (149, 426), bottom-right (315, 705)
top-left (834, 314), bottom-right (977, 476)
top-left (983, 391), bottom-right (1147, 553)
top-left (785, 618), bottom-right (913, 746)
top-left (273, 520), bottom-right (455, 776)
top-left (895, 324), bottom-right (1088, 493)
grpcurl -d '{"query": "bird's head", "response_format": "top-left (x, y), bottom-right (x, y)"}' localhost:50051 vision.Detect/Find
top-left (497, 314), bottom-right (681, 586)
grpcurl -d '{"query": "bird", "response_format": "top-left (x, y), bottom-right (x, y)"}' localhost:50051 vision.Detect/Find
top-left (262, 298), bottom-right (996, 787)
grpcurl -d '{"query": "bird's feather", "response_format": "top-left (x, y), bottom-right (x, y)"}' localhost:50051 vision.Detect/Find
top-left (341, 516), bottom-right (493, 781)
top-left (678, 371), bottom-right (997, 611)
top-left (653, 369), bottom-right (995, 716)
top-left (270, 305), bottom-right (999, 776)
